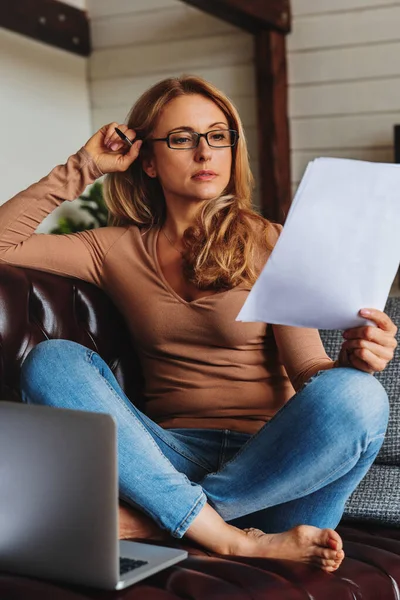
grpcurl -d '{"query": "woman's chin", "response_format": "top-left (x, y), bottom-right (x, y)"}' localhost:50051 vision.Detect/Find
top-left (188, 183), bottom-right (226, 200)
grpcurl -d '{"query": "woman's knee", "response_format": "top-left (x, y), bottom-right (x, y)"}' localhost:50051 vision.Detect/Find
top-left (20, 339), bottom-right (89, 397)
top-left (312, 367), bottom-right (389, 435)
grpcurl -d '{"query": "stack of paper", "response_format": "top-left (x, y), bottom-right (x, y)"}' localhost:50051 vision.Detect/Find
top-left (236, 157), bottom-right (400, 330)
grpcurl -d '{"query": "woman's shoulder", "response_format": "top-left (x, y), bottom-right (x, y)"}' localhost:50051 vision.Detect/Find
top-left (87, 223), bottom-right (143, 237)
top-left (247, 214), bottom-right (283, 249)
top-left (245, 215), bottom-right (284, 275)
top-left (265, 220), bottom-right (283, 246)
top-left (79, 223), bottom-right (145, 249)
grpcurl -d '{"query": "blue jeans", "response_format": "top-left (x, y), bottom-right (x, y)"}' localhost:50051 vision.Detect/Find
top-left (19, 339), bottom-right (389, 538)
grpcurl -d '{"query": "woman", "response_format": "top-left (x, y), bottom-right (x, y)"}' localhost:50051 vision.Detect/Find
top-left (0, 76), bottom-right (397, 573)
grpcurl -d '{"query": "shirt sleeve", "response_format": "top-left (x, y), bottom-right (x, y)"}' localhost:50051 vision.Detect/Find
top-left (0, 147), bottom-right (126, 287)
top-left (272, 324), bottom-right (335, 392)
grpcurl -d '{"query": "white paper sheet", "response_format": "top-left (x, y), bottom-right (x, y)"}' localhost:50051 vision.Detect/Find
top-left (236, 157), bottom-right (400, 330)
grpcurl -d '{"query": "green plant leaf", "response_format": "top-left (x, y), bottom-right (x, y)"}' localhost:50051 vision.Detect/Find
top-left (50, 182), bottom-right (108, 234)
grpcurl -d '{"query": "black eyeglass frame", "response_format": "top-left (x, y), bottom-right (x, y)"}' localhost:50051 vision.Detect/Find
top-left (149, 128), bottom-right (239, 150)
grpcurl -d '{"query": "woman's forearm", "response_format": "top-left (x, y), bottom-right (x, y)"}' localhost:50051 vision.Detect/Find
top-left (0, 147), bottom-right (102, 256)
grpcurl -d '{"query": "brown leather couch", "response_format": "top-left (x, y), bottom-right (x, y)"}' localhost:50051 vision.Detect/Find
top-left (1, 262), bottom-right (400, 599)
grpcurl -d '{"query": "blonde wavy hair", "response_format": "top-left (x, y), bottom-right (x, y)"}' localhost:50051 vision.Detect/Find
top-left (103, 74), bottom-right (276, 290)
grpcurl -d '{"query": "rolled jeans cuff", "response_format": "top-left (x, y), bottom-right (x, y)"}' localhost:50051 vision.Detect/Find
top-left (172, 490), bottom-right (208, 538)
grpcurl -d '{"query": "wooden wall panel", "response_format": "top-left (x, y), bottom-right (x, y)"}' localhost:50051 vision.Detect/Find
top-left (288, 41), bottom-right (400, 85)
top-left (288, 5), bottom-right (400, 51)
top-left (90, 65), bottom-right (256, 109)
top-left (291, 113), bottom-right (400, 151)
top-left (89, 33), bottom-right (254, 80)
top-left (87, 0), bottom-right (178, 19)
top-left (291, 78), bottom-right (400, 118)
top-left (90, 4), bottom-right (237, 50)
top-left (292, 0), bottom-right (395, 16)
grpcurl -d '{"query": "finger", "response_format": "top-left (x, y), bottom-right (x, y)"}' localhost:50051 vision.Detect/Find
top-left (124, 128), bottom-right (137, 144)
top-left (347, 352), bottom-right (375, 374)
top-left (343, 325), bottom-right (397, 348)
top-left (103, 122), bottom-right (120, 145)
top-left (105, 123), bottom-right (135, 146)
top-left (358, 308), bottom-right (398, 335)
top-left (343, 339), bottom-right (395, 361)
top-left (111, 124), bottom-right (132, 145)
top-left (353, 347), bottom-right (387, 370)
top-left (111, 128), bottom-right (137, 150)
top-left (110, 142), bottom-right (123, 151)
top-left (350, 347), bottom-right (386, 372)
top-left (117, 139), bottom-right (143, 170)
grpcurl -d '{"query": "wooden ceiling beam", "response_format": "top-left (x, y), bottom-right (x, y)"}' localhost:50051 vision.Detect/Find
top-left (179, 0), bottom-right (291, 34)
top-left (0, 0), bottom-right (90, 56)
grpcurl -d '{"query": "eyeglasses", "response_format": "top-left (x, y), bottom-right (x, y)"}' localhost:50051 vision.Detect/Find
top-left (150, 129), bottom-right (239, 150)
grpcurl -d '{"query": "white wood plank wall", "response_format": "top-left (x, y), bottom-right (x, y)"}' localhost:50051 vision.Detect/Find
top-left (86, 0), bottom-right (261, 207)
top-left (289, 0), bottom-right (400, 189)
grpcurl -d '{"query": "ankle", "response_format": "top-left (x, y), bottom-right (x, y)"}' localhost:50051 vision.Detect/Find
top-left (219, 525), bottom-right (255, 556)
top-left (184, 503), bottom-right (254, 555)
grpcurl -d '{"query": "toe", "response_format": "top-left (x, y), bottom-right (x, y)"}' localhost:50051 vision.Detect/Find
top-left (309, 557), bottom-right (339, 572)
top-left (321, 558), bottom-right (339, 568)
top-left (336, 549), bottom-right (345, 562)
top-left (315, 546), bottom-right (338, 560)
top-left (322, 528), bottom-right (343, 551)
top-left (323, 563), bottom-right (340, 573)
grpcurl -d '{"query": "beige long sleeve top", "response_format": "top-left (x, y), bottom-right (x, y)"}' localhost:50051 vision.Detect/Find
top-left (0, 148), bottom-right (335, 434)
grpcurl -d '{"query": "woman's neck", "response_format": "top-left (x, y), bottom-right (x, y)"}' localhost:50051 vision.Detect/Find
top-left (163, 205), bottom-right (200, 240)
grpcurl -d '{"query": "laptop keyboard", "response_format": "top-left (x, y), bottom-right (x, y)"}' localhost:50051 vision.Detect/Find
top-left (120, 557), bottom-right (149, 575)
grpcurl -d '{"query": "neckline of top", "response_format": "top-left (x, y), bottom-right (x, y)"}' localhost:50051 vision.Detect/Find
top-left (151, 226), bottom-right (233, 306)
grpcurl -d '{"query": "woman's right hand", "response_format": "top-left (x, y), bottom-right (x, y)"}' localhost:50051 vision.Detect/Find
top-left (83, 122), bottom-right (143, 175)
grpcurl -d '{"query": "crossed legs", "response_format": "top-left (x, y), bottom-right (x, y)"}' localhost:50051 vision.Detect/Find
top-left (20, 340), bottom-right (389, 571)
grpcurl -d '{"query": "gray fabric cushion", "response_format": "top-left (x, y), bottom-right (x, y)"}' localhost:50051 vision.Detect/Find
top-left (319, 296), bottom-right (400, 524)
top-left (342, 464), bottom-right (400, 526)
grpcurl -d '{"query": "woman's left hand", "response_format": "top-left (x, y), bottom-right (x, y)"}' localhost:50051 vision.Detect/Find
top-left (338, 308), bottom-right (398, 374)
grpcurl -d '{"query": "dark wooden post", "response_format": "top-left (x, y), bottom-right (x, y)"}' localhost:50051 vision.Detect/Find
top-left (255, 29), bottom-right (291, 224)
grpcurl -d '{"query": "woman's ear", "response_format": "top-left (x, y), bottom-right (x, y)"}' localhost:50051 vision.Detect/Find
top-left (141, 156), bottom-right (157, 179)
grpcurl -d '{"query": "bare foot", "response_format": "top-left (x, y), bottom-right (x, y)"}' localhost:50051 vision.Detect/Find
top-left (118, 503), bottom-right (170, 542)
top-left (237, 525), bottom-right (345, 573)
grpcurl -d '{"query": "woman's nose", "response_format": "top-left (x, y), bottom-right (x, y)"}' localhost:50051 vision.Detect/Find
top-left (195, 137), bottom-right (212, 161)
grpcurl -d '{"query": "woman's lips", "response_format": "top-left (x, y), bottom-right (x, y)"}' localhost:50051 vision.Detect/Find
top-left (192, 173), bottom-right (217, 181)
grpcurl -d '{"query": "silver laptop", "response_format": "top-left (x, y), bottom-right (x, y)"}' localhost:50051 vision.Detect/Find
top-left (0, 401), bottom-right (187, 590)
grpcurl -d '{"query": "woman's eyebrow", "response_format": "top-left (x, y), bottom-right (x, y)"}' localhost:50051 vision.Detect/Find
top-left (167, 122), bottom-right (228, 133)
